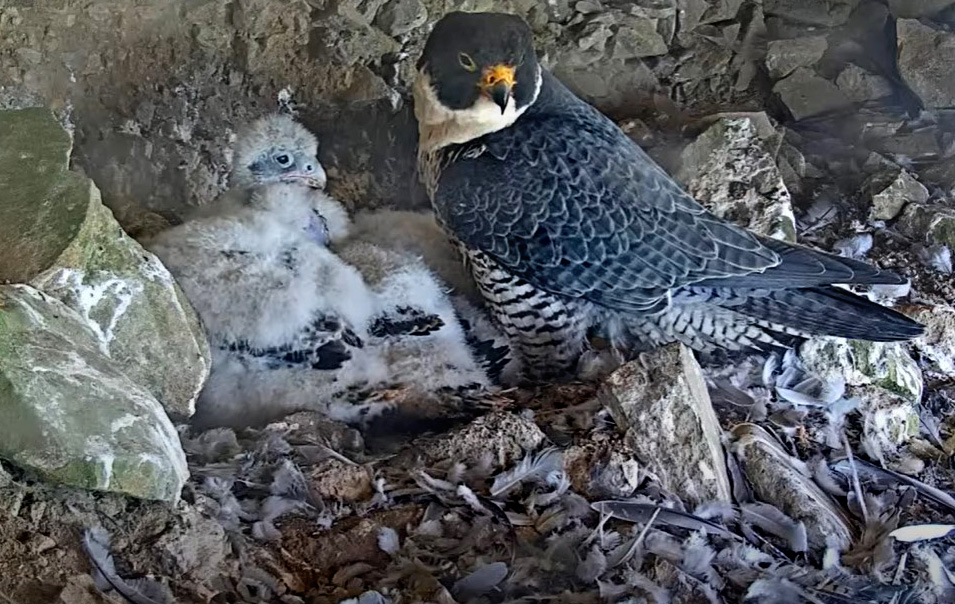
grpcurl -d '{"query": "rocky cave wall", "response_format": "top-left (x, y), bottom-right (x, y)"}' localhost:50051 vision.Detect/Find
top-left (0, 0), bottom-right (812, 222)
top-left (2, 0), bottom-right (955, 229)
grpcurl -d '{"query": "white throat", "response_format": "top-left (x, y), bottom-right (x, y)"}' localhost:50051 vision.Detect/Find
top-left (413, 66), bottom-right (542, 154)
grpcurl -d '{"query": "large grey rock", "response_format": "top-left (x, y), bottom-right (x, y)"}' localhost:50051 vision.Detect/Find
top-left (773, 67), bottom-right (852, 120)
top-left (677, 115), bottom-right (796, 242)
top-left (0, 108), bottom-right (210, 419)
top-left (865, 168), bottom-right (930, 221)
top-left (678, 0), bottom-right (744, 32)
top-left (611, 16), bottom-right (668, 60)
top-left (732, 424), bottom-right (854, 550)
top-left (374, 0), bottom-right (427, 36)
top-left (897, 203), bottom-right (955, 249)
top-left (764, 36), bottom-right (827, 80)
top-left (897, 19), bottom-right (955, 109)
top-left (888, 0), bottom-right (955, 18)
top-left (764, 0), bottom-right (859, 27)
top-left (0, 285), bottom-right (188, 501)
top-left (800, 337), bottom-right (924, 403)
top-left (598, 343), bottom-right (732, 507)
top-left (920, 157), bottom-right (955, 195)
top-left (835, 64), bottom-right (893, 103)
top-left (905, 304), bottom-right (955, 379)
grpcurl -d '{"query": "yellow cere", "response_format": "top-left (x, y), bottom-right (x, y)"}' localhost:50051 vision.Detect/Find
top-left (481, 64), bottom-right (516, 90)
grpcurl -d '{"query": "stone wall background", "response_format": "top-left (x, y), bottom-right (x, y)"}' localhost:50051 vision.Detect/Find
top-left (2, 0), bottom-right (954, 227)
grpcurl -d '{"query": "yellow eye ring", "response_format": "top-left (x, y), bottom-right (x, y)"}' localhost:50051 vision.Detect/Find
top-left (458, 52), bottom-right (477, 72)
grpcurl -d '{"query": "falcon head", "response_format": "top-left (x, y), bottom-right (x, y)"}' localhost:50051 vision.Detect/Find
top-left (231, 114), bottom-right (328, 190)
top-left (414, 12), bottom-right (541, 145)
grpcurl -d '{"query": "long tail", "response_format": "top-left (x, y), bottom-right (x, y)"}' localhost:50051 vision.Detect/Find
top-left (731, 286), bottom-right (924, 342)
top-left (615, 285), bottom-right (924, 355)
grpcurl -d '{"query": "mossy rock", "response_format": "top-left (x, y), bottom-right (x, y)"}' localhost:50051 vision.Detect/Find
top-left (800, 337), bottom-right (923, 403)
top-left (0, 285), bottom-right (188, 501)
top-left (0, 107), bottom-right (210, 418)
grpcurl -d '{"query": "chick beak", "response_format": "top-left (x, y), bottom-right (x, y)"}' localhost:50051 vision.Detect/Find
top-left (282, 163), bottom-right (328, 190)
top-left (481, 64), bottom-right (516, 114)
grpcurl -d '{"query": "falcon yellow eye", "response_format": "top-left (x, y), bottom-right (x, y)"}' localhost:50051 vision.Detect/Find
top-left (458, 52), bottom-right (477, 72)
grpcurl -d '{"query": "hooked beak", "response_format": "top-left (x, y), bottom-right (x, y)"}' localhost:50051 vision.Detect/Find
top-left (281, 164), bottom-right (327, 190)
top-left (489, 81), bottom-right (511, 114)
top-left (480, 64), bottom-right (516, 114)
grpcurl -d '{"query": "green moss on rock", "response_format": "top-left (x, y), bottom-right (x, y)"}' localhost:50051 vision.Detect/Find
top-left (0, 107), bottom-right (210, 418)
top-left (0, 285), bottom-right (187, 501)
top-left (801, 337), bottom-right (923, 403)
top-left (0, 108), bottom-right (90, 283)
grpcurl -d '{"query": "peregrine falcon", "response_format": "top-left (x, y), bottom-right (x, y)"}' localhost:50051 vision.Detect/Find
top-left (145, 114), bottom-right (499, 428)
top-left (413, 12), bottom-right (924, 380)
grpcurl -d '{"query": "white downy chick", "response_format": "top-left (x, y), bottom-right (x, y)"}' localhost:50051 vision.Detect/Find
top-left (344, 209), bottom-right (518, 384)
top-left (146, 182), bottom-right (387, 428)
top-left (146, 113), bottom-right (499, 428)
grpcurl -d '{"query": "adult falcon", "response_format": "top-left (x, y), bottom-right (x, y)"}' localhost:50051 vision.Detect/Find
top-left (413, 11), bottom-right (923, 380)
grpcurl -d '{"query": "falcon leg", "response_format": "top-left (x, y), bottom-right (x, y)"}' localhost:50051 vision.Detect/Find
top-left (465, 250), bottom-right (588, 381)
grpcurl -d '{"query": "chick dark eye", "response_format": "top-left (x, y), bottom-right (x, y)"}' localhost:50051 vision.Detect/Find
top-left (458, 52), bottom-right (477, 72)
top-left (275, 154), bottom-right (291, 166)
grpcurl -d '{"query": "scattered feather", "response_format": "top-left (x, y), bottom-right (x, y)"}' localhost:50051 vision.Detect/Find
top-left (761, 354), bottom-right (779, 389)
top-left (576, 546), bottom-right (607, 583)
top-left (181, 428), bottom-right (241, 463)
top-left (626, 570), bottom-right (671, 604)
top-left (252, 496), bottom-right (303, 542)
top-left (890, 524), bottom-right (955, 543)
top-left (82, 526), bottom-right (172, 604)
top-left (681, 532), bottom-right (722, 588)
top-left (725, 445), bottom-right (754, 504)
top-left (457, 484), bottom-right (488, 514)
top-left (812, 458), bottom-right (848, 498)
top-left (913, 547), bottom-right (955, 589)
top-left (452, 562), bottom-right (508, 600)
top-left (236, 575), bottom-right (275, 602)
top-left (527, 471), bottom-right (571, 508)
top-left (378, 527), bottom-right (400, 554)
top-left (741, 503), bottom-right (808, 553)
top-left (776, 376), bottom-right (845, 408)
top-left (918, 244), bottom-right (953, 274)
top-left (834, 233), bottom-right (872, 259)
top-left (822, 540), bottom-right (842, 571)
top-left (489, 448), bottom-right (563, 497)
top-left (694, 501), bottom-right (739, 524)
top-left (592, 501), bottom-right (741, 540)
top-left (709, 379), bottom-right (768, 421)
top-left (744, 578), bottom-right (820, 604)
top-left (340, 591), bottom-right (393, 604)
top-left (868, 281), bottom-right (911, 302)
top-left (270, 459), bottom-right (308, 499)
top-left (596, 580), bottom-right (630, 600)
top-left (831, 459), bottom-right (955, 513)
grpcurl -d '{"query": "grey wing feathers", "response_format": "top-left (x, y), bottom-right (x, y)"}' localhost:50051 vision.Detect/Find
top-left (436, 99), bottom-right (780, 313)
top-left (369, 307), bottom-right (445, 338)
top-left (730, 286), bottom-right (924, 341)
top-left (434, 71), bottom-right (907, 313)
top-left (695, 237), bottom-right (907, 288)
top-left (227, 315), bottom-right (362, 370)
